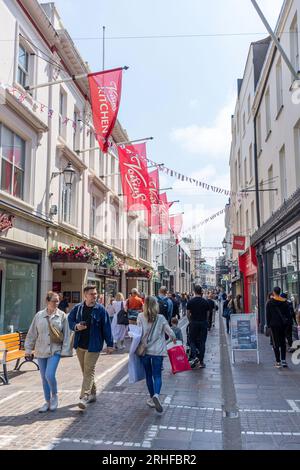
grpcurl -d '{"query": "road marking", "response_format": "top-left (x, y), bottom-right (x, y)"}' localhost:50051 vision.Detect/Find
top-left (0, 391), bottom-right (24, 405)
top-left (95, 355), bottom-right (129, 383)
top-left (48, 437), bottom-right (142, 449)
top-left (116, 373), bottom-right (129, 387)
top-left (163, 396), bottom-right (172, 405)
top-left (0, 435), bottom-right (18, 449)
top-left (241, 431), bottom-right (300, 436)
top-left (286, 400), bottom-right (300, 412)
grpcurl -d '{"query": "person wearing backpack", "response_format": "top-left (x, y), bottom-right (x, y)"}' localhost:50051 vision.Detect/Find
top-left (157, 286), bottom-right (173, 325)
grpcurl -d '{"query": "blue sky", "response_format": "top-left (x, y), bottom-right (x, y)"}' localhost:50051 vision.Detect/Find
top-left (53, 0), bottom-right (283, 261)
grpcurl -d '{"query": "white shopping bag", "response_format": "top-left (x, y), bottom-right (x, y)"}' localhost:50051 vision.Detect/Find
top-left (128, 324), bottom-right (146, 384)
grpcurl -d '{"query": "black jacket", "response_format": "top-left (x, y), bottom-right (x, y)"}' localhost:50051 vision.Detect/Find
top-left (266, 298), bottom-right (290, 328)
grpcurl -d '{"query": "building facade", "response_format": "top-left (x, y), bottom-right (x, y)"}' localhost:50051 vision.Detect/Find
top-left (227, 0), bottom-right (300, 326)
top-left (0, 0), bottom-right (152, 334)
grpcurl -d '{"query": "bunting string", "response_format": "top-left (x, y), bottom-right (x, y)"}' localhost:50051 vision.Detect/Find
top-left (181, 208), bottom-right (226, 235)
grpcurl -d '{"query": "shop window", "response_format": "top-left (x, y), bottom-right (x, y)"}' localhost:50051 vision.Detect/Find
top-left (281, 240), bottom-right (297, 273)
top-left (0, 260), bottom-right (38, 333)
top-left (0, 125), bottom-right (25, 199)
top-left (272, 248), bottom-right (281, 277)
top-left (17, 43), bottom-right (29, 88)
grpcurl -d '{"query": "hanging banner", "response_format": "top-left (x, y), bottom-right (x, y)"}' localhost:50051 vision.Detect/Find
top-left (233, 235), bottom-right (246, 251)
top-left (118, 143), bottom-right (151, 214)
top-left (170, 214), bottom-right (183, 238)
top-left (88, 68), bottom-right (123, 152)
top-left (149, 169), bottom-right (160, 230)
top-left (158, 192), bottom-right (170, 235)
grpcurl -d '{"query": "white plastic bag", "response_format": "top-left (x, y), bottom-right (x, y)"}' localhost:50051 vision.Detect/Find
top-left (128, 325), bottom-right (146, 383)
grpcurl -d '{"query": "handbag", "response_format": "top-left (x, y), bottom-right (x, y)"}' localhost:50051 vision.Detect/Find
top-left (167, 343), bottom-right (191, 374)
top-left (117, 302), bottom-right (129, 325)
top-left (136, 318), bottom-right (157, 357)
top-left (46, 316), bottom-right (64, 344)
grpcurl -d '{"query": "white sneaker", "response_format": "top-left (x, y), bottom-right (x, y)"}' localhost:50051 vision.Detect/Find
top-left (39, 402), bottom-right (50, 413)
top-left (152, 394), bottom-right (163, 413)
top-left (78, 395), bottom-right (89, 410)
top-left (146, 398), bottom-right (156, 408)
top-left (49, 395), bottom-right (58, 411)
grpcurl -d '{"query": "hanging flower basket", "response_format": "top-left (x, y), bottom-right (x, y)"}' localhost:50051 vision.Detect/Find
top-left (49, 244), bottom-right (100, 264)
top-left (126, 268), bottom-right (153, 279)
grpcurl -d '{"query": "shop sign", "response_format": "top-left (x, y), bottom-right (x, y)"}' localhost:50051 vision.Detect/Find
top-left (0, 213), bottom-right (14, 234)
top-left (233, 236), bottom-right (246, 251)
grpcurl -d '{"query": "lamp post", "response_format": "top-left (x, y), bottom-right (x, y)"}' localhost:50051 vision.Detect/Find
top-left (49, 162), bottom-right (76, 216)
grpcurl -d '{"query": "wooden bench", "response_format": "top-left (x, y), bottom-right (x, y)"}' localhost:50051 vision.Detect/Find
top-left (0, 332), bottom-right (39, 385)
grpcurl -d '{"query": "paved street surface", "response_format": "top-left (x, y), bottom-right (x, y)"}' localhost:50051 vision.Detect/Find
top-left (1, 313), bottom-right (300, 450)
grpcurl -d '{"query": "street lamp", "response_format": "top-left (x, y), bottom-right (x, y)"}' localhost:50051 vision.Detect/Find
top-left (51, 161), bottom-right (76, 187)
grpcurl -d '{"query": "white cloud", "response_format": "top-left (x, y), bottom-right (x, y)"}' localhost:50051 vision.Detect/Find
top-left (170, 98), bottom-right (235, 158)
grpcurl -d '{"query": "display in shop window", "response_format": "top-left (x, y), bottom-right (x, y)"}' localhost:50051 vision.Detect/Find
top-left (0, 213), bottom-right (14, 234)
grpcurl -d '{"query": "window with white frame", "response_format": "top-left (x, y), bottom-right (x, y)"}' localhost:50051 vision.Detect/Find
top-left (265, 88), bottom-right (271, 137)
top-left (249, 143), bottom-right (253, 180)
top-left (17, 43), bottom-right (29, 88)
top-left (91, 195), bottom-right (97, 236)
top-left (61, 170), bottom-right (77, 225)
top-left (234, 160), bottom-right (238, 192)
top-left (59, 90), bottom-right (66, 138)
top-left (89, 131), bottom-right (95, 170)
top-left (111, 202), bottom-right (120, 247)
top-left (139, 233), bottom-right (148, 261)
top-left (279, 145), bottom-right (287, 202)
top-left (246, 210), bottom-right (249, 235)
top-left (242, 112), bottom-right (246, 136)
top-left (244, 156), bottom-right (247, 186)
top-left (290, 14), bottom-right (299, 80)
top-left (0, 124), bottom-right (25, 199)
top-left (257, 113), bottom-right (262, 154)
top-left (237, 111), bottom-right (240, 134)
top-left (111, 156), bottom-right (116, 192)
top-left (73, 109), bottom-right (80, 151)
top-left (276, 58), bottom-right (283, 112)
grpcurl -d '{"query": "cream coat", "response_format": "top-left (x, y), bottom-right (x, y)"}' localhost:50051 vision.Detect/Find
top-left (25, 308), bottom-right (71, 358)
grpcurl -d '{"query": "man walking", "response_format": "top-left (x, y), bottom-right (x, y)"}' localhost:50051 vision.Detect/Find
top-left (68, 285), bottom-right (114, 409)
top-left (187, 285), bottom-right (210, 369)
top-left (157, 286), bottom-right (173, 325)
top-left (266, 286), bottom-right (290, 368)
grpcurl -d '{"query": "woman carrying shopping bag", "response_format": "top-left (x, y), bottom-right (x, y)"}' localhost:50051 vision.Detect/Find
top-left (111, 293), bottom-right (128, 349)
top-left (24, 291), bottom-right (70, 413)
top-left (136, 296), bottom-right (176, 413)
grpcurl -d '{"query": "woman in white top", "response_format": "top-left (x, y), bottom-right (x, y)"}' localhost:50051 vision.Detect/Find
top-left (106, 296), bottom-right (115, 323)
top-left (111, 292), bottom-right (127, 349)
top-left (24, 291), bottom-right (70, 413)
top-left (137, 296), bottom-right (176, 413)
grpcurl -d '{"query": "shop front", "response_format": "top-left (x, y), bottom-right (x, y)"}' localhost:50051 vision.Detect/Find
top-left (87, 267), bottom-right (121, 305)
top-left (126, 267), bottom-right (153, 297)
top-left (238, 246), bottom-right (258, 314)
top-left (0, 240), bottom-right (41, 334)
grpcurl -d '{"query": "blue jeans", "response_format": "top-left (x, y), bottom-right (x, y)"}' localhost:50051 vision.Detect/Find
top-left (37, 353), bottom-right (61, 401)
top-left (141, 355), bottom-right (163, 397)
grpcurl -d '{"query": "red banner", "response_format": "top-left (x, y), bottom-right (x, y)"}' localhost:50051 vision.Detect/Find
top-left (149, 169), bottom-right (160, 230)
top-left (158, 192), bottom-right (170, 235)
top-left (88, 68), bottom-right (123, 152)
top-left (170, 214), bottom-right (183, 238)
top-left (118, 143), bottom-right (151, 214)
top-left (232, 235), bottom-right (246, 251)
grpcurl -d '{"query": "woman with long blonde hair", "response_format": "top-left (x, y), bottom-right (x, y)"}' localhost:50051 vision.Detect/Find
top-left (137, 296), bottom-right (176, 413)
top-left (111, 292), bottom-right (127, 349)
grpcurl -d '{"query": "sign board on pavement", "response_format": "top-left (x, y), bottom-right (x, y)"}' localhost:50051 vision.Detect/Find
top-left (230, 313), bottom-right (259, 364)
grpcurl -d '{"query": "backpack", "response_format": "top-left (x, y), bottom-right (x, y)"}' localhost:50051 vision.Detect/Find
top-left (157, 296), bottom-right (170, 322)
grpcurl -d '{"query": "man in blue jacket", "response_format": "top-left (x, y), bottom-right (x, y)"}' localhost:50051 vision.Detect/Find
top-left (68, 285), bottom-right (114, 410)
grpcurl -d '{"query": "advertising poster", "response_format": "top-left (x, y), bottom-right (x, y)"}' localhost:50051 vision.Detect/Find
top-left (230, 313), bottom-right (259, 363)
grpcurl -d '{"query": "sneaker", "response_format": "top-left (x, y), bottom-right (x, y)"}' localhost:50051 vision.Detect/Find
top-left (38, 402), bottom-right (50, 413)
top-left (274, 362), bottom-right (282, 369)
top-left (281, 360), bottom-right (288, 368)
top-left (49, 395), bottom-right (58, 411)
top-left (152, 394), bottom-right (163, 413)
top-left (88, 394), bottom-right (97, 403)
top-left (78, 395), bottom-right (89, 410)
top-left (146, 398), bottom-right (156, 408)
top-left (189, 358), bottom-right (200, 369)
top-left (198, 362), bottom-right (206, 369)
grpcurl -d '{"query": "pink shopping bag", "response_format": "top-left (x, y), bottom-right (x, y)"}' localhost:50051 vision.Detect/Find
top-left (167, 344), bottom-right (191, 374)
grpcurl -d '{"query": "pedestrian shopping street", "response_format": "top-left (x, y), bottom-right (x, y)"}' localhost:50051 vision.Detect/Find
top-left (1, 312), bottom-right (300, 451)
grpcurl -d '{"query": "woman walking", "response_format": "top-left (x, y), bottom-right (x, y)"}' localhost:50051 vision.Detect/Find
top-left (181, 293), bottom-right (188, 317)
top-left (111, 293), bottom-right (127, 349)
top-left (24, 291), bottom-right (70, 412)
top-left (137, 296), bottom-right (176, 413)
top-left (223, 294), bottom-right (233, 334)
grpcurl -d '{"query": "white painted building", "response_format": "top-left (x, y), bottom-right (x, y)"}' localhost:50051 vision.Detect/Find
top-left (0, 0), bottom-right (152, 334)
top-left (227, 0), bottom-right (300, 323)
